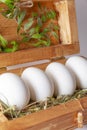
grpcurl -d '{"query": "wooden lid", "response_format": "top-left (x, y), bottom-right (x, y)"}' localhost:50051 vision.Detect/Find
top-left (0, 0), bottom-right (79, 68)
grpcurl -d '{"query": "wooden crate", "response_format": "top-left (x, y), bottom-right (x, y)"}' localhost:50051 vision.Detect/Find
top-left (0, 0), bottom-right (86, 130)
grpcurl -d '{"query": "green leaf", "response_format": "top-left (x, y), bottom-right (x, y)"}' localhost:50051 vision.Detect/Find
top-left (35, 26), bottom-right (40, 33)
top-left (17, 10), bottom-right (26, 32)
top-left (37, 17), bottom-right (42, 27)
top-left (3, 48), bottom-right (13, 53)
top-left (46, 10), bottom-right (56, 19)
top-left (53, 25), bottom-right (60, 31)
top-left (32, 42), bottom-right (41, 47)
top-left (33, 39), bottom-right (51, 47)
top-left (41, 15), bottom-right (47, 22)
top-left (10, 41), bottom-right (19, 52)
top-left (51, 31), bottom-right (59, 40)
top-left (22, 36), bottom-right (30, 42)
top-left (0, 0), bottom-right (14, 9)
top-left (17, 11), bottom-right (26, 25)
top-left (13, 8), bottom-right (20, 19)
top-left (50, 10), bottom-right (56, 19)
top-left (28, 28), bottom-right (36, 36)
top-left (2, 10), bottom-right (11, 18)
top-left (0, 35), bottom-right (8, 48)
top-left (0, 47), bottom-right (2, 52)
top-left (43, 28), bottom-right (50, 33)
top-left (32, 33), bottom-right (42, 39)
top-left (38, 2), bottom-right (42, 10)
top-left (32, 12), bottom-right (38, 18)
top-left (41, 39), bottom-right (51, 46)
top-left (3, 41), bottom-right (19, 52)
top-left (24, 18), bottom-right (34, 31)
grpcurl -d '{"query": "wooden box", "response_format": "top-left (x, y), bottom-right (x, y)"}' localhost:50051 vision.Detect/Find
top-left (0, 0), bottom-right (87, 130)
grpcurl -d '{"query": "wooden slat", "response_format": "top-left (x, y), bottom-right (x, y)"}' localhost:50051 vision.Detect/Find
top-left (67, 0), bottom-right (79, 44)
top-left (79, 97), bottom-right (87, 125)
top-left (54, 0), bottom-right (79, 44)
top-left (0, 57), bottom-right (66, 75)
top-left (0, 43), bottom-right (79, 68)
top-left (0, 99), bottom-right (83, 130)
top-left (1, 97), bottom-right (87, 130)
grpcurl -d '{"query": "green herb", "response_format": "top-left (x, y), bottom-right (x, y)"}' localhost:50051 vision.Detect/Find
top-left (0, 0), bottom-right (15, 9)
top-left (0, 35), bottom-right (19, 52)
top-left (3, 41), bottom-right (19, 52)
top-left (0, 1), bottom-right (59, 51)
top-left (20, 6), bottom-right (59, 47)
top-left (24, 18), bottom-right (34, 32)
top-left (0, 35), bottom-right (8, 48)
top-left (17, 10), bottom-right (26, 32)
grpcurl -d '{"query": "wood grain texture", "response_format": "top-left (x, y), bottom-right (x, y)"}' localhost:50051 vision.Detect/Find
top-left (54, 0), bottom-right (79, 44)
top-left (0, 99), bottom-right (84, 130)
top-left (0, 43), bottom-right (79, 68)
top-left (79, 97), bottom-right (87, 125)
top-left (0, 14), bottom-right (19, 41)
top-left (0, 57), bottom-right (66, 75)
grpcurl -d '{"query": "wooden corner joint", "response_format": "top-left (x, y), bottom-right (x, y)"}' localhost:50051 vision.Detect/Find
top-left (77, 112), bottom-right (83, 128)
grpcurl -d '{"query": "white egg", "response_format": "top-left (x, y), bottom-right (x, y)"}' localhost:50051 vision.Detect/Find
top-left (65, 56), bottom-right (87, 89)
top-left (45, 62), bottom-right (76, 97)
top-left (21, 67), bottom-right (54, 101)
top-left (0, 73), bottom-right (30, 110)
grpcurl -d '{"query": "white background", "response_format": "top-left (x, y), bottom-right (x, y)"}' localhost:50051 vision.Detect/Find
top-left (74, 0), bottom-right (87, 130)
top-left (75, 0), bottom-right (87, 57)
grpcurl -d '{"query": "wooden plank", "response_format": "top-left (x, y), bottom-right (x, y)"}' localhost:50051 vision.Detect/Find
top-left (54, 0), bottom-right (79, 44)
top-left (79, 97), bottom-right (87, 125)
top-left (67, 0), bottom-right (79, 44)
top-left (0, 14), bottom-right (18, 41)
top-left (0, 99), bottom-right (83, 130)
top-left (0, 57), bottom-right (66, 75)
top-left (0, 43), bottom-right (79, 68)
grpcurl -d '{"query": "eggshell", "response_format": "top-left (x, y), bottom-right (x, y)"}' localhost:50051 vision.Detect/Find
top-left (45, 62), bottom-right (76, 97)
top-left (0, 73), bottom-right (30, 110)
top-left (65, 56), bottom-right (87, 89)
top-left (21, 67), bottom-right (54, 101)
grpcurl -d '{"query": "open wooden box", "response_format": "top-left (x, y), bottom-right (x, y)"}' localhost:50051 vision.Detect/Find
top-left (0, 0), bottom-right (87, 129)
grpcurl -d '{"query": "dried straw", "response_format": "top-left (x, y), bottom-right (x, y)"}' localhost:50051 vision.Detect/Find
top-left (0, 89), bottom-right (87, 120)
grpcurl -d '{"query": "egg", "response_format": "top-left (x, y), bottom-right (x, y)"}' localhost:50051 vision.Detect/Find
top-left (0, 73), bottom-right (30, 110)
top-left (21, 67), bottom-right (54, 101)
top-left (65, 56), bottom-right (87, 89)
top-left (45, 62), bottom-right (76, 97)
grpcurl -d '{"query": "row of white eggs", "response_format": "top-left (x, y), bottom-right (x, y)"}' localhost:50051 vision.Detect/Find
top-left (0, 56), bottom-right (87, 110)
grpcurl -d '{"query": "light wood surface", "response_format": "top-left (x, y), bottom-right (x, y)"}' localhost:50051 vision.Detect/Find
top-left (0, 43), bottom-right (79, 68)
top-left (54, 0), bottom-right (78, 44)
top-left (0, 98), bottom-right (85, 130)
